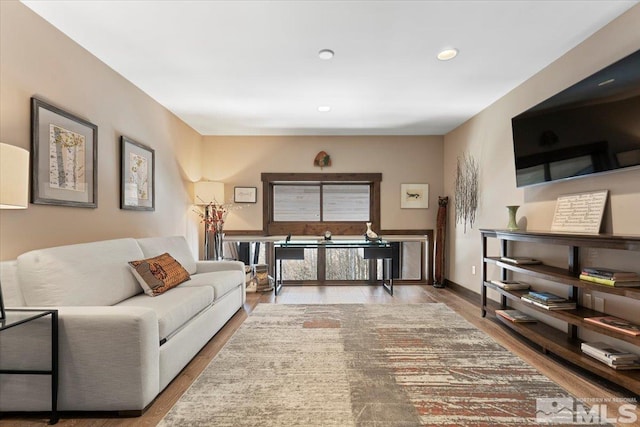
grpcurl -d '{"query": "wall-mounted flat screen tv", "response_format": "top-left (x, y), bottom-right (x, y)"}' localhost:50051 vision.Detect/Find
top-left (511, 49), bottom-right (640, 187)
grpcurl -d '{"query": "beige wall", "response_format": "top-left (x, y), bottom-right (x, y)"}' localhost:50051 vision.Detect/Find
top-left (443, 5), bottom-right (640, 335)
top-left (202, 135), bottom-right (444, 233)
top-left (0, 1), bottom-right (203, 260)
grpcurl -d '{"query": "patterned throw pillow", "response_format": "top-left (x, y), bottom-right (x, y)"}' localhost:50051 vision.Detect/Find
top-left (129, 252), bottom-right (191, 296)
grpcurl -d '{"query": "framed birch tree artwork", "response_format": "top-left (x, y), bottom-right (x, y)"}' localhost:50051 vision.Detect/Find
top-left (120, 136), bottom-right (155, 211)
top-left (30, 98), bottom-right (98, 207)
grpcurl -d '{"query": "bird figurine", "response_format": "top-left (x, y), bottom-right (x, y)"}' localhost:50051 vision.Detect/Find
top-left (365, 222), bottom-right (378, 240)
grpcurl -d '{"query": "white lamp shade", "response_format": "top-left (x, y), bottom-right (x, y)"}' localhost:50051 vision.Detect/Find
top-left (0, 143), bottom-right (30, 209)
top-left (194, 181), bottom-right (225, 205)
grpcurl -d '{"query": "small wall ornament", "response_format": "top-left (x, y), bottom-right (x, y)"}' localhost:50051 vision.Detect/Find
top-left (313, 151), bottom-right (331, 169)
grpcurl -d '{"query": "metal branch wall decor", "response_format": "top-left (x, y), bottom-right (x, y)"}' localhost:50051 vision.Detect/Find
top-left (455, 153), bottom-right (479, 233)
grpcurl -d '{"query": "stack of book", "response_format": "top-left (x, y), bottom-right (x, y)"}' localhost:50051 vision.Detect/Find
top-left (579, 267), bottom-right (640, 287)
top-left (521, 291), bottom-right (577, 310)
top-left (581, 342), bottom-right (640, 370)
top-left (490, 279), bottom-right (531, 291)
top-left (495, 309), bottom-right (537, 323)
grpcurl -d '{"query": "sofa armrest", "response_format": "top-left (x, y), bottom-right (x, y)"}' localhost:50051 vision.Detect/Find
top-left (196, 260), bottom-right (245, 274)
top-left (0, 306), bottom-right (160, 411)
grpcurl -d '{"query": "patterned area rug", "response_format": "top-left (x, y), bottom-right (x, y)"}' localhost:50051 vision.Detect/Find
top-left (159, 304), bottom-right (585, 426)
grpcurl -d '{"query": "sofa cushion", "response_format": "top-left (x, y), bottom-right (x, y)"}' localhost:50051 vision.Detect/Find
top-left (181, 270), bottom-right (242, 300)
top-left (17, 238), bottom-right (145, 306)
top-left (129, 253), bottom-right (191, 296)
top-left (136, 236), bottom-right (197, 275)
top-left (116, 286), bottom-right (213, 342)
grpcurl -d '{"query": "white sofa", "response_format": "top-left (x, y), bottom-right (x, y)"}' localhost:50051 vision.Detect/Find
top-left (0, 236), bottom-right (245, 413)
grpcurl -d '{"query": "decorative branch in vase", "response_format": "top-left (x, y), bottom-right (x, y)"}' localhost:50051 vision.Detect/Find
top-left (194, 197), bottom-right (240, 260)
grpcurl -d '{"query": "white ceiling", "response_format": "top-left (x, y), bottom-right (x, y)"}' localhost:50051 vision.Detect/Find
top-left (22, 1), bottom-right (638, 136)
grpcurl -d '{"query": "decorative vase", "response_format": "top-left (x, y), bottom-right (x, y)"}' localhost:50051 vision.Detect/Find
top-left (213, 226), bottom-right (225, 261)
top-left (506, 205), bottom-right (520, 231)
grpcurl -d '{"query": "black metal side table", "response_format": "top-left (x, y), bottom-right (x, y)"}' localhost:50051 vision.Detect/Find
top-left (0, 309), bottom-right (59, 424)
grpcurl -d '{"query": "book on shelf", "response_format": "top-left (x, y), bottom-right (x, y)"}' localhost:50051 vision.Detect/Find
top-left (526, 291), bottom-right (567, 302)
top-left (579, 274), bottom-right (640, 288)
top-left (581, 342), bottom-right (638, 360)
top-left (581, 267), bottom-right (639, 281)
top-left (584, 316), bottom-right (640, 336)
top-left (495, 309), bottom-right (537, 323)
top-left (521, 294), bottom-right (576, 310)
top-left (582, 350), bottom-right (640, 370)
top-left (489, 280), bottom-right (531, 291)
top-left (581, 342), bottom-right (639, 361)
top-left (500, 256), bottom-right (542, 265)
top-left (582, 348), bottom-right (635, 365)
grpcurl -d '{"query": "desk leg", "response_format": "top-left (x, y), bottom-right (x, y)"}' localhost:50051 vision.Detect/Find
top-left (275, 259), bottom-right (283, 296)
top-left (382, 258), bottom-right (393, 296)
top-left (50, 311), bottom-right (59, 425)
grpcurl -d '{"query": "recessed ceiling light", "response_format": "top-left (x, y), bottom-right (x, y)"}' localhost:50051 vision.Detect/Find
top-left (437, 48), bottom-right (458, 61)
top-left (598, 78), bottom-right (615, 87)
top-left (318, 49), bottom-right (334, 60)
top-left (318, 106), bottom-right (331, 112)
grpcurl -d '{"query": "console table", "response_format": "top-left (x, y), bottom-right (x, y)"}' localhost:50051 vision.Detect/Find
top-left (0, 309), bottom-right (59, 424)
top-left (274, 239), bottom-right (394, 295)
top-left (480, 229), bottom-right (640, 395)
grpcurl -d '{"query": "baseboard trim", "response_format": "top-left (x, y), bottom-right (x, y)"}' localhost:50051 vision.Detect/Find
top-left (442, 279), bottom-right (478, 303)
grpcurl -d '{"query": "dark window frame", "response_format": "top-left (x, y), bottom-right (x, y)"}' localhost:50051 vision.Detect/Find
top-left (261, 173), bottom-right (382, 236)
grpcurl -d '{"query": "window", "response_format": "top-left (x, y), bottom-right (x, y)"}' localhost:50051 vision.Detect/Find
top-left (273, 185), bottom-right (320, 221)
top-left (262, 173), bottom-right (381, 235)
top-left (273, 183), bottom-right (370, 222)
top-left (322, 184), bottom-right (370, 221)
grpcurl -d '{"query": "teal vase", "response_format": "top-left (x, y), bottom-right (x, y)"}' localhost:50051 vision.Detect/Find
top-left (506, 205), bottom-right (519, 231)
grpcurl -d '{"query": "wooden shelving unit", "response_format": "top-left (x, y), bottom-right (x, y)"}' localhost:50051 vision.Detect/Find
top-left (480, 229), bottom-right (640, 395)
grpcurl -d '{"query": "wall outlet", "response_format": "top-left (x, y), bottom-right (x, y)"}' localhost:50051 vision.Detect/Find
top-left (583, 293), bottom-right (592, 309)
top-left (471, 265), bottom-right (476, 275)
top-left (593, 296), bottom-right (605, 312)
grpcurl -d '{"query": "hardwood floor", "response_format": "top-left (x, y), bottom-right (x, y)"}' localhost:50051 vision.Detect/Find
top-left (2, 284), bottom-right (637, 426)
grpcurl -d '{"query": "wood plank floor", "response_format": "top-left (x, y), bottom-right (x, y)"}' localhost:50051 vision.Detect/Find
top-left (2, 284), bottom-right (637, 426)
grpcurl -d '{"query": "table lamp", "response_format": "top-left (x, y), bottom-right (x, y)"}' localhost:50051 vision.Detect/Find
top-left (0, 143), bottom-right (30, 320)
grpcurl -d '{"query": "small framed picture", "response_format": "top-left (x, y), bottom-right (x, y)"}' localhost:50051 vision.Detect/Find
top-left (401, 183), bottom-right (429, 209)
top-left (234, 186), bottom-right (257, 203)
top-left (120, 136), bottom-right (155, 211)
top-left (31, 97), bottom-right (98, 208)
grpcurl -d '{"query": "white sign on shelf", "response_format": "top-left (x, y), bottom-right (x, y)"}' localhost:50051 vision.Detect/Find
top-left (550, 190), bottom-right (608, 234)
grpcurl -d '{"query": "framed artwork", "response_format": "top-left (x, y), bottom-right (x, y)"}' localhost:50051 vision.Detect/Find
top-left (551, 190), bottom-right (608, 234)
top-left (234, 186), bottom-right (257, 203)
top-left (31, 97), bottom-right (98, 208)
top-left (120, 136), bottom-right (155, 211)
top-left (401, 183), bottom-right (429, 209)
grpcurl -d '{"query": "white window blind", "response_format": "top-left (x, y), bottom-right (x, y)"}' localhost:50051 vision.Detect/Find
top-left (273, 185), bottom-right (320, 221)
top-left (322, 184), bottom-right (370, 221)
top-left (273, 183), bottom-right (370, 222)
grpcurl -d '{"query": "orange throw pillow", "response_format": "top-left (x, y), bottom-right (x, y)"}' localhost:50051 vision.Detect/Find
top-left (129, 252), bottom-right (190, 296)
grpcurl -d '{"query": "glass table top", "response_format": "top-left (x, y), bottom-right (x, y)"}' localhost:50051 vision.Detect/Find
top-left (0, 309), bottom-right (57, 331)
top-left (274, 239), bottom-right (390, 248)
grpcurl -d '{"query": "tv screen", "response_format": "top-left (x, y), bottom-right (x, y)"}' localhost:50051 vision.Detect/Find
top-left (511, 49), bottom-right (640, 187)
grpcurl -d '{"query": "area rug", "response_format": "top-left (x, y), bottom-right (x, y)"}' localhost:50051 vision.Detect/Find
top-left (159, 304), bottom-right (586, 426)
